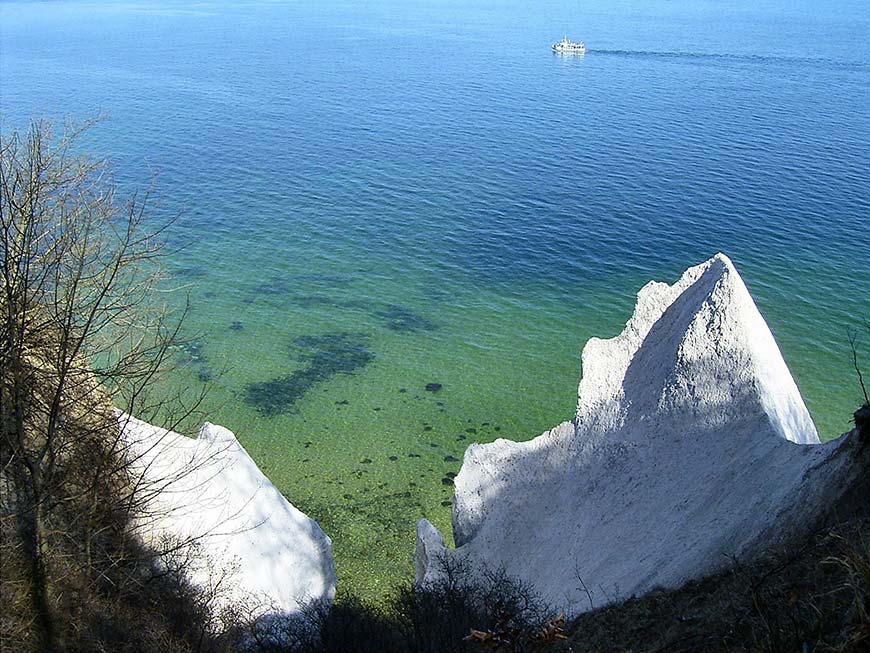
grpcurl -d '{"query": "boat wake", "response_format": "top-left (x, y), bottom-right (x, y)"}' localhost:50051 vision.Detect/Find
top-left (587, 48), bottom-right (868, 70)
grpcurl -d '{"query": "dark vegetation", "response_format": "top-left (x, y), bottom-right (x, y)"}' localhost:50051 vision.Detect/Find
top-left (564, 503), bottom-right (869, 652)
top-left (234, 560), bottom-right (564, 653)
top-left (243, 332), bottom-right (374, 416)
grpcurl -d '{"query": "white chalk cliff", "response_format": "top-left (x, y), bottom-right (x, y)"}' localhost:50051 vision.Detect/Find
top-left (122, 415), bottom-right (335, 618)
top-left (416, 254), bottom-right (863, 614)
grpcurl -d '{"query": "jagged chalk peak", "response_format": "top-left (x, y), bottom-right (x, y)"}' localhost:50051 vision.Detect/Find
top-left (576, 253), bottom-right (818, 444)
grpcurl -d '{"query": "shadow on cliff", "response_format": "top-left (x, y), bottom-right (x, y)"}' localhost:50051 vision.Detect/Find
top-left (620, 259), bottom-right (727, 427)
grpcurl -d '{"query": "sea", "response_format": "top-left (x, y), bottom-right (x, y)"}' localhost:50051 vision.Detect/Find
top-left (2, 0), bottom-right (868, 598)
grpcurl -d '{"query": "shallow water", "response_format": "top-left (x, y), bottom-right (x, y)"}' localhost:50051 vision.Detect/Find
top-left (2, 0), bottom-right (868, 598)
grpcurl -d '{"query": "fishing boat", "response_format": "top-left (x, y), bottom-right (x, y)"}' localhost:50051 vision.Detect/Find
top-left (552, 36), bottom-right (586, 54)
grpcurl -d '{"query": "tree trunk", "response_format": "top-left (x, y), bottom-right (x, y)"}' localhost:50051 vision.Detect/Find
top-left (18, 490), bottom-right (60, 652)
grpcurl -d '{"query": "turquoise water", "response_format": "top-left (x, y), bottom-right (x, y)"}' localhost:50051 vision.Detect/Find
top-left (2, 0), bottom-right (868, 597)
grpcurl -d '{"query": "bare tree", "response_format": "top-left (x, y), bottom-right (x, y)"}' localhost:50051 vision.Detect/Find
top-left (0, 121), bottom-right (210, 652)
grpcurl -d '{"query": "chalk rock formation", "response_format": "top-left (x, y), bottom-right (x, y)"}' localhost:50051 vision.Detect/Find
top-left (122, 415), bottom-right (335, 617)
top-left (416, 253), bottom-right (862, 614)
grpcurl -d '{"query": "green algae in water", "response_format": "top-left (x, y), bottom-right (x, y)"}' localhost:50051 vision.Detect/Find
top-left (244, 332), bottom-right (375, 416)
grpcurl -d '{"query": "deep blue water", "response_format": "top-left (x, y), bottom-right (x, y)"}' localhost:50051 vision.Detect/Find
top-left (2, 0), bottom-right (869, 593)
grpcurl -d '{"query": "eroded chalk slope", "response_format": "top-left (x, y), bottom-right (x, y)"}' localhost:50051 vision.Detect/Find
top-left (417, 254), bottom-right (859, 614)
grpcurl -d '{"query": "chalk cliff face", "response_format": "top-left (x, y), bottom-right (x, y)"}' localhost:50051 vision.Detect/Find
top-left (416, 254), bottom-right (861, 614)
top-left (122, 416), bottom-right (335, 618)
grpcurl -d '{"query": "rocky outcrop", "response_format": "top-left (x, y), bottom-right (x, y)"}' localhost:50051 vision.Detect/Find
top-left (122, 415), bottom-right (335, 618)
top-left (416, 254), bottom-right (864, 614)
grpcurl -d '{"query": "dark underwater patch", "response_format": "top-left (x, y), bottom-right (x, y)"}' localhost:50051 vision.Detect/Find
top-left (375, 304), bottom-right (437, 333)
top-left (287, 294), bottom-right (343, 309)
top-left (171, 265), bottom-right (207, 279)
top-left (292, 332), bottom-right (374, 373)
top-left (420, 283), bottom-right (452, 302)
top-left (249, 272), bottom-right (358, 304)
top-left (293, 272), bottom-right (358, 287)
top-left (251, 280), bottom-right (293, 296)
top-left (244, 332), bottom-right (374, 416)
